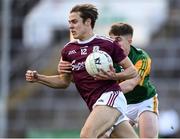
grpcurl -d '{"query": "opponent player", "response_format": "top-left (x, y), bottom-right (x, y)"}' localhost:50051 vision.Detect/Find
top-left (26, 4), bottom-right (138, 138)
top-left (101, 22), bottom-right (159, 138)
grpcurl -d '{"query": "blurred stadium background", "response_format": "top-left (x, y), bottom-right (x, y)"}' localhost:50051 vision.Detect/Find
top-left (0, 0), bottom-right (180, 138)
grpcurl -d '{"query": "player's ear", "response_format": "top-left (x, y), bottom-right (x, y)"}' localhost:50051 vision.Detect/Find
top-left (127, 35), bottom-right (133, 44)
top-left (85, 18), bottom-right (91, 25)
top-left (127, 36), bottom-right (132, 44)
top-left (128, 39), bottom-right (132, 44)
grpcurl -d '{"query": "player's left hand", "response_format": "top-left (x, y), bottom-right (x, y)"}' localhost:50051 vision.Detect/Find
top-left (58, 59), bottom-right (72, 74)
top-left (94, 65), bottom-right (118, 80)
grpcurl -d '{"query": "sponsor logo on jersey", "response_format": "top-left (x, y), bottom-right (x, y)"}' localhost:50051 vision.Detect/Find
top-left (72, 60), bottom-right (85, 71)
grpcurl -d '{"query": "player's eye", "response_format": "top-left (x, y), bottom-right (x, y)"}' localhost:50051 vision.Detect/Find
top-left (69, 19), bottom-right (78, 24)
top-left (115, 37), bottom-right (122, 42)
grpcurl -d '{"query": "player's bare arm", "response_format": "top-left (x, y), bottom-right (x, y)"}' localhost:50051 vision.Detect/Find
top-left (94, 57), bottom-right (137, 81)
top-left (25, 70), bottom-right (72, 88)
top-left (117, 57), bottom-right (138, 80)
top-left (94, 64), bottom-right (117, 80)
top-left (58, 57), bottom-right (72, 74)
top-left (119, 74), bottom-right (141, 93)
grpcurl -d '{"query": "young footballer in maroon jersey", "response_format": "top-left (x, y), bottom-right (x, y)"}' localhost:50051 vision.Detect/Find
top-left (25, 4), bottom-right (138, 138)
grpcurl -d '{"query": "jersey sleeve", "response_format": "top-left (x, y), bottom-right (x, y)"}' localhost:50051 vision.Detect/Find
top-left (61, 46), bottom-right (69, 61)
top-left (111, 41), bottom-right (126, 63)
top-left (135, 56), bottom-right (151, 85)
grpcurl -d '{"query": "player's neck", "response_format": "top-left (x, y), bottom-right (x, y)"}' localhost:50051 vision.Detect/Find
top-left (80, 32), bottom-right (94, 41)
top-left (77, 33), bottom-right (96, 44)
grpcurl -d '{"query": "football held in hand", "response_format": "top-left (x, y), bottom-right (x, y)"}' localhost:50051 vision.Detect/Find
top-left (85, 50), bottom-right (113, 76)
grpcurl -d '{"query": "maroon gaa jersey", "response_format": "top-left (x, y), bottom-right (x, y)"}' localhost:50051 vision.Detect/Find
top-left (61, 34), bottom-right (126, 111)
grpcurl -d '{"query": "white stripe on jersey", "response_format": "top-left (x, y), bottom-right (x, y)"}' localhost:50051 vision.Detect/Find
top-left (96, 35), bottom-right (114, 43)
top-left (64, 34), bottom-right (114, 48)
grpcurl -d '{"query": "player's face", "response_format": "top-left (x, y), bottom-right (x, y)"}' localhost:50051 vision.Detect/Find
top-left (110, 34), bottom-right (130, 56)
top-left (68, 12), bottom-right (89, 40)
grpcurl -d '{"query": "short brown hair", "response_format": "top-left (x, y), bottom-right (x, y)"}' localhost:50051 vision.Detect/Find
top-left (70, 4), bottom-right (98, 29)
top-left (109, 22), bottom-right (133, 36)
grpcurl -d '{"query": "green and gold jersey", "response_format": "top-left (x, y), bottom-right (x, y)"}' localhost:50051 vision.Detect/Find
top-left (114, 45), bottom-right (157, 104)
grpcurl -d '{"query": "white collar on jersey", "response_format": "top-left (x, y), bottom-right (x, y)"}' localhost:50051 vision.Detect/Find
top-left (77, 34), bottom-right (96, 44)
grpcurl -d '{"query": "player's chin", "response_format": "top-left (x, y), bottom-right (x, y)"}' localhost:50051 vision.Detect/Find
top-left (72, 33), bottom-right (79, 39)
top-left (73, 35), bottom-right (78, 39)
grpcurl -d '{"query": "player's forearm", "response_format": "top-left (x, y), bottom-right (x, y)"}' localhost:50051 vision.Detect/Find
top-left (119, 75), bottom-right (141, 93)
top-left (119, 80), bottom-right (136, 93)
top-left (116, 66), bottom-right (138, 80)
top-left (36, 74), bottom-right (70, 89)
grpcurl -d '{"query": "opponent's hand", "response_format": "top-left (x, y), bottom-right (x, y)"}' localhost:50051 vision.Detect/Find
top-left (94, 65), bottom-right (118, 80)
top-left (25, 70), bottom-right (38, 82)
top-left (58, 60), bottom-right (72, 74)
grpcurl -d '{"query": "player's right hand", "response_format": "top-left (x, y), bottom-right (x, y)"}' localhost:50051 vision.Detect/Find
top-left (25, 70), bottom-right (38, 82)
top-left (94, 65), bottom-right (117, 80)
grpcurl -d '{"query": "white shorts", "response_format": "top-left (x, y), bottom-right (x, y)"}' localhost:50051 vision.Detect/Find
top-left (93, 91), bottom-right (128, 125)
top-left (126, 94), bottom-right (159, 125)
